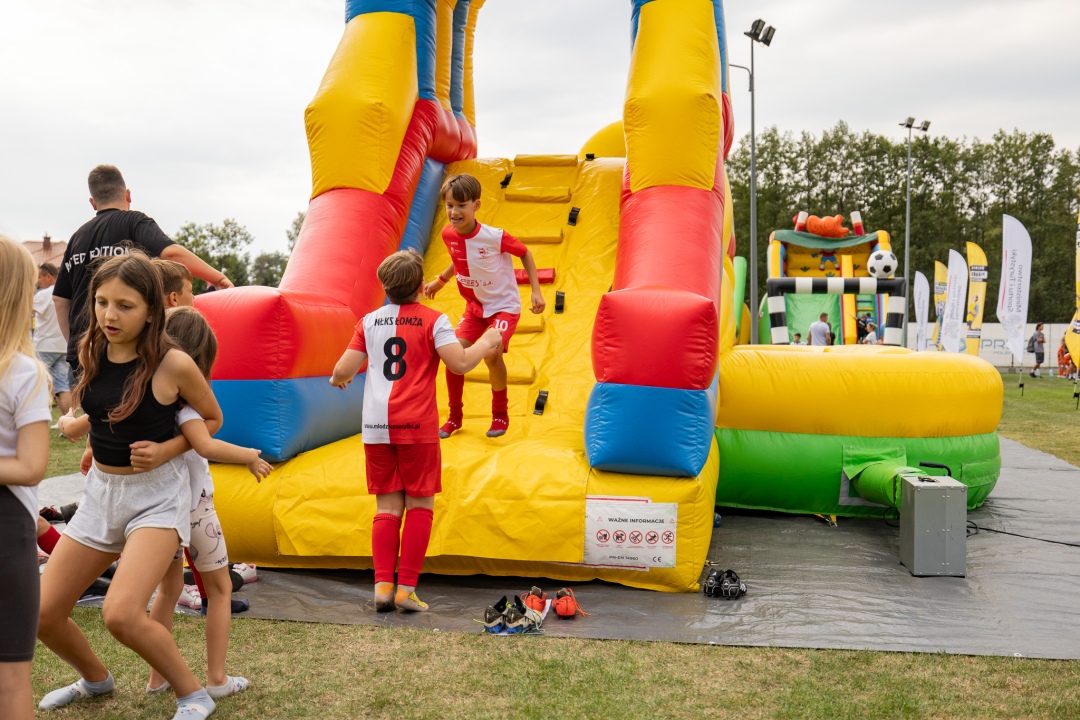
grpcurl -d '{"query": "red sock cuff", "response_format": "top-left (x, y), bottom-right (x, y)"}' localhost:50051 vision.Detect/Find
top-left (397, 507), bottom-right (434, 587)
top-left (492, 388), bottom-right (508, 414)
top-left (446, 368), bottom-right (465, 414)
top-left (372, 513), bottom-right (403, 584)
top-left (37, 525), bottom-right (62, 555)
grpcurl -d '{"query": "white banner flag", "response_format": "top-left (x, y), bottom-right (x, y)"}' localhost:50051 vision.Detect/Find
top-left (914, 271), bottom-right (930, 351)
top-left (941, 249), bottom-right (968, 353)
top-left (995, 215), bottom-right (1032, 364)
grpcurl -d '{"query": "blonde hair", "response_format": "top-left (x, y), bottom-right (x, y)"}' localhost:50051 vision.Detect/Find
top-left (165, 307), bottom-right (218, 380)
top-left (153, 258), bottom-right (192, 297)
top-left (0, 236), bottom-right (47, 392)
top-left (377, 250), bottom-right (425, 304)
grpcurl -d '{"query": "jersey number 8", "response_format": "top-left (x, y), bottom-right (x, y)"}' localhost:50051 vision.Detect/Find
top-left (383, 337), bottom-right (407, 380)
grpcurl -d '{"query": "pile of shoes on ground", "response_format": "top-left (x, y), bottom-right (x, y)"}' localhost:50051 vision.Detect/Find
top-left (483, 586), bottom-right (589, 634)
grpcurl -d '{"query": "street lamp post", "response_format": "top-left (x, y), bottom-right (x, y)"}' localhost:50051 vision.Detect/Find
top-left (899, 117), bottom-right (930, 346)
top-left (736, 19), bottom-right (774, 344)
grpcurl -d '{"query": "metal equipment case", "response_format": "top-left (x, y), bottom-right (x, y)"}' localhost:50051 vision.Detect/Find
top-left (899, 475), bottom-right (967, 577)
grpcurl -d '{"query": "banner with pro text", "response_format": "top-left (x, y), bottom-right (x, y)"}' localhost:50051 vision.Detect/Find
top-left (941, 249), bottom-right (968, 353)
top-left (932, 260), bottom-right (948, 350)
top-left (965, 242), bottom-right (988, 356)
top-left (994, 215), bottom-right (1032, 364)
top-left (914, 270), bottom-right (930, 351)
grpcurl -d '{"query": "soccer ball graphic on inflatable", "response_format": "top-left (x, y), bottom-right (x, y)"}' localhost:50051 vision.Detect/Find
top-left (866, 250), bottom-right (897, 279)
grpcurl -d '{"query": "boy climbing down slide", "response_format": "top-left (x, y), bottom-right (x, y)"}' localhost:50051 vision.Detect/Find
top-left (332, 250), bottom-right (502, 612)
top-left (422, 173), bottom-right (545, 438)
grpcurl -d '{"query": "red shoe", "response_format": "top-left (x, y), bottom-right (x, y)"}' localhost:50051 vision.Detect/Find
top-left (521, 586), bottom-right (548, 614)
top-left (552, 588), bottom-right (590, 619)
top-left (439, 416), bottom-right (463, 439)
top-left (486, 414), bottom-right (509, 438)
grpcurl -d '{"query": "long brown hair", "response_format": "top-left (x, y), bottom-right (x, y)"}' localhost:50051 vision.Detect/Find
top-left (73, 252), bottom-right (176, 423)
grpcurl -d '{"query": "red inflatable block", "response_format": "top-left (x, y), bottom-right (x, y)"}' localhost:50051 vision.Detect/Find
top-left (613, 184), bottom-right (723, 309)
top-left (196, 287), bottom-right (355, 381)
top-left (592, 287), bottom-right (718, 390)
top-left (515, 268), bottom-right (555, 285)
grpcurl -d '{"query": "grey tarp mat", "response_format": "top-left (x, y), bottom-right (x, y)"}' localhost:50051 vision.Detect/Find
top-left (38, 438), bottom-right (1080, 658)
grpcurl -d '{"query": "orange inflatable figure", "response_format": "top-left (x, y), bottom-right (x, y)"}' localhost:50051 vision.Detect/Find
top-left (805, 214), bottom-right (849, 238)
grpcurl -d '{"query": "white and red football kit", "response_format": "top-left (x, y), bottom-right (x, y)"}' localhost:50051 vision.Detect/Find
top-left (442, 222), bottom-right (528, 317)
top-left (348, 302), bottom-right (458, 445)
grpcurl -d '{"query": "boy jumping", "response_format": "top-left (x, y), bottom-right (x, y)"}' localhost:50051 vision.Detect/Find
top-left (422, 173), bottom-right (545, 438)
top-left (331, 250), bottom-right (502, 612)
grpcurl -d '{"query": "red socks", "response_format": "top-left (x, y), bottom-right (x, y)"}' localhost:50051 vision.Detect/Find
top-left (397, 508), bottom-right (433, 588)
top-left (491, 388), bottom-right (508, 415)
top-left (371, 513), bottom-right (403, 584)
top-left (37, 525), bottom-right (62, 555)
top-left (445, 368), bottom-right (465, 422)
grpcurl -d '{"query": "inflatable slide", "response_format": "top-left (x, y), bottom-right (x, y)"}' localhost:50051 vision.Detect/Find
top-left (195, 0), bottom-right (1004, 592)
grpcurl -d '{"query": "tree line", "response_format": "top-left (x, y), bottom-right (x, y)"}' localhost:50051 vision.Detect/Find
top-left (725, 122), bottom-right (1080, 322)
top-left (173, 212), bottom-right (303, 292)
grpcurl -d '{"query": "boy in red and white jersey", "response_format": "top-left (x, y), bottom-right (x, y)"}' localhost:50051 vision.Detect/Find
top-left (331, 250), bottom-right (501, 613)
top-left (423, 173), bottom-right (545, 438)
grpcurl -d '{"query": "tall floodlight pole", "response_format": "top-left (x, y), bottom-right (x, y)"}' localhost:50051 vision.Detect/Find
top-left (737, 20), bottom-right (775, 343)
top-left (900, 117), bottom-right (930, 346)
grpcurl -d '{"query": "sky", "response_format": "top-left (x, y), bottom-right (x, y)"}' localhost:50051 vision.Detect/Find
top-left (2, 0), bottom-right (1078, 257)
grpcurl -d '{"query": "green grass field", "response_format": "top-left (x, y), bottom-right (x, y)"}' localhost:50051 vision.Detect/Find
top-left (29, 375), bottom-right (1080, 719)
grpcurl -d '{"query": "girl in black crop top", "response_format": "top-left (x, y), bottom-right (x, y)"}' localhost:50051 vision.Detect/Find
top-left (38, 253), bottom-right (224, 717)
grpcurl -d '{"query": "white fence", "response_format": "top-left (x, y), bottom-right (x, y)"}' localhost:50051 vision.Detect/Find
top-left (906, 322), bottom-right (1073, 371)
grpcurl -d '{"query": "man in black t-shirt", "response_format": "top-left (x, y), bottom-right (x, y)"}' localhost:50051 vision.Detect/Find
top-left (53, 165), bottom-right (233, 375)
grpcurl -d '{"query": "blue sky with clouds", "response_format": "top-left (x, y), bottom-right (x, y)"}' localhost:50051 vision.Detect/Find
top-left (2, 0), bottom-right (1077, 255)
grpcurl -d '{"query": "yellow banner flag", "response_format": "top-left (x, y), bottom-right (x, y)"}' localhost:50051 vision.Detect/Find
top-left (965, 242), bottom-right (988, 355)
top-left (932, 260), bottom-right (947, 350)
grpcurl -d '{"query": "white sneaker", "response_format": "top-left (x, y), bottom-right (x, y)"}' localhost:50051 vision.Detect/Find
top-left (50, 422), bottom-right (60, 429)
top-left (231, 563), bottom-right (257, 584)
top-left (177, 584), bottom-right (201, 610)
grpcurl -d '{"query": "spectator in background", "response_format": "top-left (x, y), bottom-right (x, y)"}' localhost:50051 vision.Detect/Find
top-left (856, 312), bottom-right (869, 341)
top-left (862, 322), bottom-right (878, 345)
top-left (52, 165), bottom-right (233, 381)
top-left (1029, 323), bottom-right (1046, 378)
top-left (32, 263), bottom-right (71, 417)
top-left (791, 333), bottom-right (805, 345)
top-left (808, 313), bottom-right (831, 346)
top-left (1057, 337), bottom-right (1074, 380)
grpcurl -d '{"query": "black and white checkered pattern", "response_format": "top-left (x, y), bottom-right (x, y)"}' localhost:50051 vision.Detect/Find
top-left (766, 277), bottom-right (908, 346)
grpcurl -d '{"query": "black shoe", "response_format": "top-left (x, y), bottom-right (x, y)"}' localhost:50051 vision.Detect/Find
top-left (200, 597), bottom-right (250, 615)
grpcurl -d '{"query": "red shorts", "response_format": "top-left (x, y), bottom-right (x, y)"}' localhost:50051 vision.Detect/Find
top-left (457, 307), bottom-right (519, 352)
top-left (364, 442), bottom-right (442, 498)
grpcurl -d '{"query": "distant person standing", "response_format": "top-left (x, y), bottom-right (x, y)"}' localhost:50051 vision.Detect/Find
top-left (808, 313), bottom-right (832, 346)
top-left (52, 165), bottom-right (234, 379)
top-left (862, 323), bottom-right (879, 345)
top-left (791, 333), bottom-right (804, 345)
top-left (1029, 323), bottom-right (1046, 378)
top-left (32, 263), bottom-right (71, 416)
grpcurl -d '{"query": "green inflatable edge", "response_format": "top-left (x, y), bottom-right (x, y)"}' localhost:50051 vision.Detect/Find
top-left (714, 428), bottom-right (1000, 518)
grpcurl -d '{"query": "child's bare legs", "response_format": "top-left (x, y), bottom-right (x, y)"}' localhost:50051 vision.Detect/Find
top-left (200, 567), bottom-right (234, 687)
top-left (38, 536), bottom-right (117, 685)
top-left (100, 528), bottom-right (203, 698)
top-left (0, 662), bottom-right (34, 720)
top-left (146, 557), bottom-right (185, 691)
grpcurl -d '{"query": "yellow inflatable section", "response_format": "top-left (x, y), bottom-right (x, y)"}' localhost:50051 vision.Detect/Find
top-left (216, 156), bottom-right (719, 592)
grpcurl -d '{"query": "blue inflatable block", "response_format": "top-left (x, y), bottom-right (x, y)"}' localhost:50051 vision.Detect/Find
top-left (585, 373), bottom-right (718, 477)
top-left (346, 0), bottom-right (437, 102)
top-left (399, 157), bottom-right (445, 257)
top-left (213, 376), bottom-right (365, 463)
top-left (449, 0), bottom-right (471, 114)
